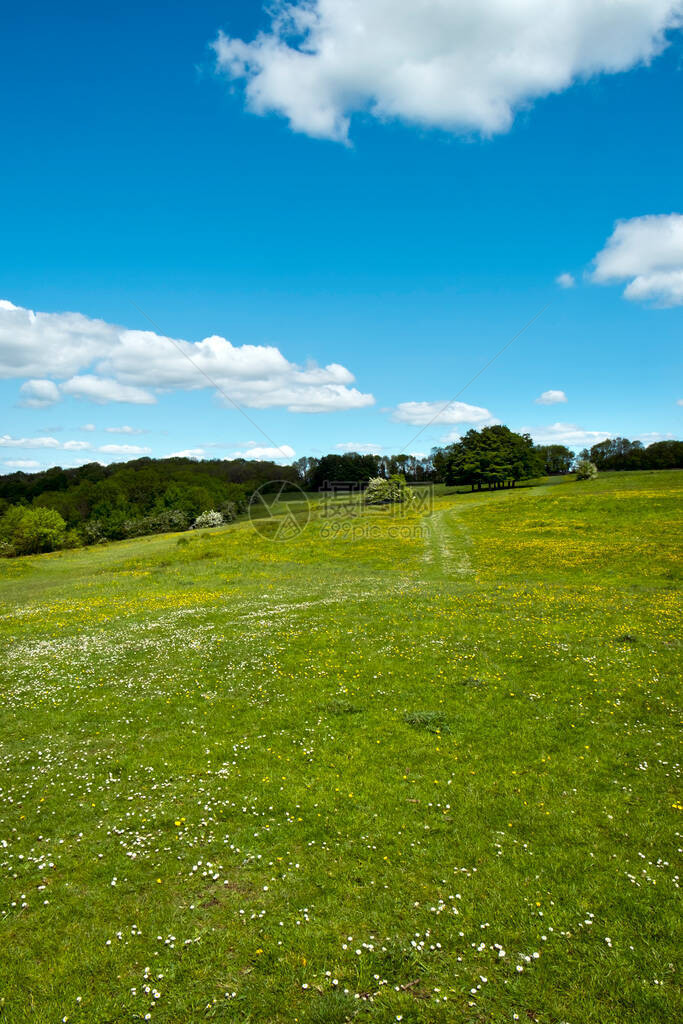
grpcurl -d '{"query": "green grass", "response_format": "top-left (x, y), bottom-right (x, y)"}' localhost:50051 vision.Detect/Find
top-left (0, 470), bottom-right (681, 1023)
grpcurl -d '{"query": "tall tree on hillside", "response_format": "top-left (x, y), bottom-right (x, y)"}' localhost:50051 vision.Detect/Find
top-left (436, 426), bottom-right (542, 490)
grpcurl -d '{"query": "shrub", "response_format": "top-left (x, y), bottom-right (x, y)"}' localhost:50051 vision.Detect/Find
top-left (0, 506), bottom-right (68, 556)
top-left (364, 474), bottom-right (412, 506)
top-left (82, 519), bottom-right (108, 545)
top-left (0, 506), bottom-right (27, 552)
top-left (121, 509), bottom-right (190, 538)
top-left (193, 510), bottom-right (224, 529)
top-left (575, 459), bottom-right (598, 481)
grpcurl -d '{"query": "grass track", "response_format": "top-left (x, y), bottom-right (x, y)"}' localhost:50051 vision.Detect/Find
top-left (0, 471), bottom-right (681, 1023)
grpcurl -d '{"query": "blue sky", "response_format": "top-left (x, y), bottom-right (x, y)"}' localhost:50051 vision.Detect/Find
top-left (1, 0), bottom-right (681, 471)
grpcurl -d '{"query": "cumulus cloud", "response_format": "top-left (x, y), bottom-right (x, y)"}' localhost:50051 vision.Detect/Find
top-left (636, 431), bottom-right (677, 443)
top-left (168, 448), bottom-right (206, 459)
top-left (527, 422), bottom-right (613, 447)
top-left (105, 425), bottom-right (146, 434)
top-left (61, 375), bottom-right (157, 405)
top-left (335, 442), bottom-right (384, 453)
top-left (3, 459), bottom-right (41, 469)
top-left (0, 299), bottom-right (373, 412)
top-left (19, 379), bottom-right (61, 408)
top-left (81, 423), bottom-right (96, 432)
top-left (556, 273), bottom-right (576, 289)
top-left (101, 331), bottom-right (372, 412)
top-left (0, 299), bottom-right (119, 377)
top-left (591, 213), bottom-right (683, 306)
top-left (212, 0), bottom-right (682, 142)
top-left (229, 443), bottom-right (296, 460)
top-left (392, 400), bottom-right (496, 426)
top-left (0, 435), bottom-right (91, 451)
top-left (98, 443), bottom-right (151, 455)
top-left (1, 435), bottom-right (60, 449)
top-left (535, 390), bottom-right (567, 405)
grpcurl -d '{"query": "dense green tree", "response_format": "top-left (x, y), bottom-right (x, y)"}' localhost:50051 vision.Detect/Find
top-left (309, 453), bottom-right (381, 490)
top-left (293, 456), bottom-right (320, 487)
top-left (645, 440), bottom-right (683, 469)
top-left (535, 444), bottom-right (574, 475)
top-left (435, 426), bottom-right (543, 490)
top-left (0, 506), bottom-right (68, 555)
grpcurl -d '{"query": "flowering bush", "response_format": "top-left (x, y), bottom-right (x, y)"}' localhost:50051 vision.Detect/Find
top-left (193, 509), bottom-right (224, 529)
top-left (575, 460), bottom-right (598, 480)
top-left (364, 474), bottom-right (412, 505)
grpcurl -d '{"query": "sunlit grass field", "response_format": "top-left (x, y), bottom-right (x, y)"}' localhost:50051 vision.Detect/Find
top-left (0, 470), bottom-right (681, 1023)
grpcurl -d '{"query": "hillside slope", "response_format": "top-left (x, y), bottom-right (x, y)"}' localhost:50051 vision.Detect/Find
top-left (0, 471), bottom-right (680, 1023)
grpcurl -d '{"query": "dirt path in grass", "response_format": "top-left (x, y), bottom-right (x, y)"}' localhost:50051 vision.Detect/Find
top-left (424, 484), bottom-right (554, 578)
top-left (425, 502), bottom-right (476, 577)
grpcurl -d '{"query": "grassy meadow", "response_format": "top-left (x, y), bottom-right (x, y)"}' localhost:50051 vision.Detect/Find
top-left (0, 470), bottom-right (681, 1023)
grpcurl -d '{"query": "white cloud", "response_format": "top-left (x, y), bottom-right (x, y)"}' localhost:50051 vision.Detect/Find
top-left (3, 459), bottom-right (41, 469)
top-left (213, 0), bottom-right (682, 142)
top-left (98, 443), bottom-right (151, 455)
top-left (526, 425), bottom-right (678, 449)
top-left (103, 331), bottom-right (372, 412)
top-left (0, 435), bottom-right (91, 451)
top-left (591, 213), bottom-right (683, 306)
top-left (555, 273), bottom-right (576, 289)
top-left (392, 400), bottom-right (496, 426)
top-left (105, 425), bottom-right (145, 434)
top-left (527, 422), bottom-right (613, 447)
top-left (335, 442), bottom-right (384, 453)
top-left (636, 431), bottom-right (677, 444)
top-left (19, 379), bottom-right (60, 408)
top-left (61, 375), bottom-right (157, 405)
top-left (81, 423), bottom-right (96, 431)
top-left (0, 299), bottom-right (119, 377)
top-left (168, 448), bottom-right (206, 459)
top-left (535, 389), bottom-right (567, 405)
top-left (229, 443), bottom-right (296, 460)
top-left (0, 435), bottom-right (58, 449)
top-left (678, 398), bottom-right (683, 406)
top-left (0, 299), bottom-right (373, 412)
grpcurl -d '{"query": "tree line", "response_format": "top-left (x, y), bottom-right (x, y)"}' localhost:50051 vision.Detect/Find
top-left (578, 437), bottom-right (682, 472)
top-left (293, 453), bottom-right (435, 489)
top-left (0, 457), bottom-right (298, 554)
top-left (0, 431), bottom-right (680, 555)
